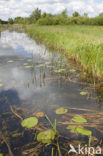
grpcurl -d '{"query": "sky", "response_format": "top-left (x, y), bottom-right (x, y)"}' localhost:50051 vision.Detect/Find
top-left (0, 0), bottom-right (103, 20)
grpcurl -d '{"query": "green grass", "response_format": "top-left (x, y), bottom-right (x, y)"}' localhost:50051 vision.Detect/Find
top-left (24, 25), bottom-right (103, 79)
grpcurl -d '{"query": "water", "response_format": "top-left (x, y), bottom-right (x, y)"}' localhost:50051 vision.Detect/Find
top-left (0, 29), bottom-right (103, 155)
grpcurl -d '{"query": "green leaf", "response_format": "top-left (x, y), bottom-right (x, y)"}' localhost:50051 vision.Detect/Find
top-left (66, 125), bottom-right (83, 133)
top-left (54, 69), bottom-right (66, 73)
top-left (72, 116), bottom-right (87, 123)
top-left (24, 63), bottom-right (28, 66)
top-left (0, 84), bottom-right (3, 87)
top-left (21, 117), bottom-right (38, 128)
top-left (36, 64), bottom-right (44, 68)
top-left (8, 60), bottom-right (13, 63)
top-left (70, 69), bottom-right (76, 73)
top-left (76, 127), bottom-right (92, 136)
top-left (0, 153), bottom-right (3, 156)
top-left (56, 107), bottom-right (68, 114)
top-left (66, 125), bottom-right (77, 133)
top-left (37, 129), bottom-right (55, 144)
top-left (25, 66), bottom-right (32, 68)
top-left (80, 91), bottom-right (87, 95)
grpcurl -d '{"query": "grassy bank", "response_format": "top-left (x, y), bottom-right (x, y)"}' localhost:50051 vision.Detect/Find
top-left (24, 25), bottom-right (103, 80)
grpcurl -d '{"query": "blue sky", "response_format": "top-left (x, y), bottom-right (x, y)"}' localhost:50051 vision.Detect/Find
top-left (0, 0), bottom-right (103, 20)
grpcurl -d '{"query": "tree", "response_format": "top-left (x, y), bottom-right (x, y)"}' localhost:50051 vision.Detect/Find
top-left (8, 18), bottom-right (13, 24)
top-left (30, 8), bottom-right (41, 23)
top-left (72, 11), bottom-right (80, 17)
top-left (60, 9), bottom-right (68, 18)
top-left (83, 13), bottom-right (88, 17)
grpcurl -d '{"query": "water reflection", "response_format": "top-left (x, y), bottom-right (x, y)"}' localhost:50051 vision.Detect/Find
top-left (0, 30), bottom-right (101, 114)
top-left (0, 30), bottom-right (103, 156)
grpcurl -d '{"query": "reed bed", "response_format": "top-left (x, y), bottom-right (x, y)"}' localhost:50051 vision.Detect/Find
top-left (24, 25), bottom-right (103, 80)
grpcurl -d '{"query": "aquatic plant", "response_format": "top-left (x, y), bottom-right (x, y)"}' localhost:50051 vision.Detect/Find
top-left (37, 129), bottom-right (55, 144)
top-left (0, 84), bottom-right (3, 87)
top-left (72, 116), bottom-right (87, 123)
top-left (24, 25), bottom-right (103, 79)
top-left (80, 91), bottom-right (87, 95)
top-left (21, 117), bottom-right (38, 128)
top-left (56, 107), bottom-right (68, 114)
top-left (8, 60), bottom-right (14, 63)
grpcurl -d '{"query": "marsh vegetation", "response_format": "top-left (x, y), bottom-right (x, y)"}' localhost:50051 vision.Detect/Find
top-left (0, 28), bottom-right (103, 155)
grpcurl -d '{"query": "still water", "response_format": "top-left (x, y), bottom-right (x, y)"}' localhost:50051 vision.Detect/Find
top-left (0, 29), bottom-right (103, 155)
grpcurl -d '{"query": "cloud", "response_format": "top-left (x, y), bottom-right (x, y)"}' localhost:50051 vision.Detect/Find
top-left (0, 0), bottom-right (103, 20)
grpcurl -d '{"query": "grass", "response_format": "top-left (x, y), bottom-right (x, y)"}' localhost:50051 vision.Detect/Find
top-left (24, 25), bottom-right (103, 80)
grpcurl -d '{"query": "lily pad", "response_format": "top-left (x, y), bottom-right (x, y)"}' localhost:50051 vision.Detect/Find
top-left (70, 69), bottom-right (76, 73)
top-left (56, 107), bottom-right (68, 114)
top-left (54, 69), bottom-right (66, 73)
top-left (36, 64), bottom-right (44, 68)
top-left (80, 91), bottom-right (87, 95)
top-left (66, 125), bottom-right (83, 133)
top-left (0, 84), bottom-right (3, 87)
top-left (35, 112), bottom-right (44, 117)
top-left (25, 66), bottom-right (32, 68)
top-left (21, 117), bottom-right (38, 128)
top-left (24, 63), bottom-right (28, 66)
top-left (66, 125), bottom-right (77, 133)
top-left (37, 129), bottom-right (55, 144)
top-left (76, 127), bottom-right (92, 136)
top-left (72, 116), bottom-right (87, 123)
top-left (8, 60), bottom-right (13, 63)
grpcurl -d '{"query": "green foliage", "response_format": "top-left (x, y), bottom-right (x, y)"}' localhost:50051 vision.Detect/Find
top-left (37, 129), bottom-right (55, 144)
top-left (60, 9), bottom-right (68, 18)
top-left (72, 11), bottom-right (80, 17)
top-left (72, 116), bottom-right (87, 123)
top-left (37, 17), bottom-right (53, 25)
top-left (56, 107), bottom-right (68, 114)
top-left (8, 18), bottom-right (13, 24)
top-left (24, 25), bottom-right (103, 78)
top-left (76, 127), bottom-right (92, 136)
top-left (30, 8), bottom-right (41, 23)
top-left (21, 117), bottom-right (38, 128)
top-left (80, 91), bottom-right (87, 96)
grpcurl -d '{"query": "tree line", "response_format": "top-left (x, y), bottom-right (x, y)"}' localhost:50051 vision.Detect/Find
top-left (1, 8), bottom-right (103, 25)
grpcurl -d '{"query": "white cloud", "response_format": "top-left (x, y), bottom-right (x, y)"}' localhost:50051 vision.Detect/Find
top-left (0, 0), bottom-right (103, 20)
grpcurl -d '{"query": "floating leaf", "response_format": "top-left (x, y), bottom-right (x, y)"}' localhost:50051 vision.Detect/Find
top-left (72, 116), bottom-right (87, 123)
top-left (8, 60), bottom-right (13, 63)
top-left (21, 117), bottom-right (38, 128)
top-left (0, 84), bottom-right (3, 87)
top-left (80, 91), bottom-right (87, 96)
top-left (66, 125), bottom-right (83, 133)
top-left (66, 125), bottom-right (77, 133)
top-left (36, 64), bottom-right (44, 68)
top-left (0, 153), bottom-right (3, 156)
top-left (35, 112), bottom-right (44, 117)
top-left (56, 107), bottom-right (68, 114)
top-left (24, 63), bottom-right (28, 66)
top-left (76, 127), bottom-right (92, 136)
top-left (70, 69), bottom-right (76, 73)
top-left (54, 69), bottom-right (66, 73)
top-left (26, 66), bottom-right (32, 68)
top-left (37, 129), bottom-right (55, 144)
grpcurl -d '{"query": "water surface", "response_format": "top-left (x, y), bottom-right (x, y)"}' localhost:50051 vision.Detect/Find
top-left (0, 29), bottom-right (103, 155)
